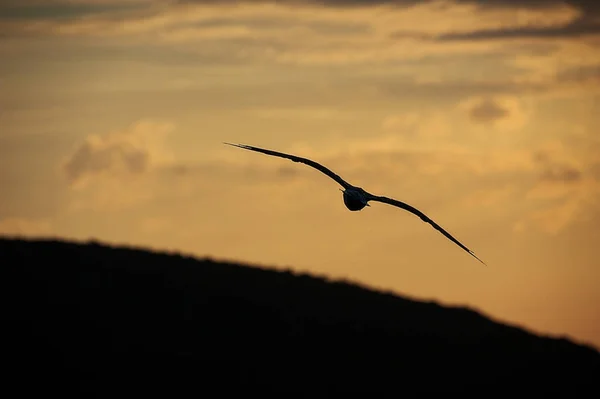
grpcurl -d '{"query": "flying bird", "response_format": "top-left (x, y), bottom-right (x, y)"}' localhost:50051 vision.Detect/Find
top-left (224, 142), bottom-right (486, 265)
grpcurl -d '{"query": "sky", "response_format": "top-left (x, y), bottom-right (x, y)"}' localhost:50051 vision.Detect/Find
top-left (2, 0), bottom-right (600, 349)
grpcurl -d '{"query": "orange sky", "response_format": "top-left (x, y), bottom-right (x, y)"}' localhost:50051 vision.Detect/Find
top-left (2, 0), bottom-right (599, 349)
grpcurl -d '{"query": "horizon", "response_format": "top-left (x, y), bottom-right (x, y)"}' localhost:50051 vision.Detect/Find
top-left (2, 0), bottom-right (599, 348)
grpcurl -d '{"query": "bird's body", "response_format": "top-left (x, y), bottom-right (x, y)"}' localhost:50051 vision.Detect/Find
top-left (224, 142), bottom-right (486, 265)
top-left (341, 187), bottom-right (370, 211)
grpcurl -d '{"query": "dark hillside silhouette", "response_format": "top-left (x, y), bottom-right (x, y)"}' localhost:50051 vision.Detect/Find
top-left (3, 237), bottom-right (599, 397)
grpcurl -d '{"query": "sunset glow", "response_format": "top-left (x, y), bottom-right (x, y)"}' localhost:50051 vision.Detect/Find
top-left (2, 0), bottom-right (599, 349)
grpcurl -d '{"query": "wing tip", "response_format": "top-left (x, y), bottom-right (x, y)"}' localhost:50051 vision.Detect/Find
top-left (223, 142), bottom-right (251, 150)
top-left (469, 251), bottom-right (487, 266)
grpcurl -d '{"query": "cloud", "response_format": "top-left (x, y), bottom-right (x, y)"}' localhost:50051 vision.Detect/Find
top-left (173, 0), bottom-right (596, 12)
top-left (3, 0), bottom-right (597, 103)
top-left (558, 64), bottom-right (600, 84)
top-left (59, 120), bottom-right (309, 212)
top-left (436, 19), bottom-right (600, 41)
top-left (0, 0), bottom-right (589, 41)
top-left (260, 113), bottom-right (599, 235)
top-left (539, 163), bottom-right (583, 184)
top-left (516, 139), bottom-right (600, 233)
top-left (467, 98), bottom-right (510, 124)
top-left (525, 142), bottom-right (589, 201)
top-left (0, 0), bottom-right (578, 52)
top-left (54, 114), bottom-right (600, 236)
top-left (60, 119), bottom-right (185, 212)
top-left (63, 138), bottom-right (149, 184)
top-left (458, 95), bottom-right (528, 130)
top-left (62, 120), bottom-right (174, 188)
top-left (0, 0), bottom-right (154, 32)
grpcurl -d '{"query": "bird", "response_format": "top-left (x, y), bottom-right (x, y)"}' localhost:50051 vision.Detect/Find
top-left (224, 142), bottom-right (486, 265)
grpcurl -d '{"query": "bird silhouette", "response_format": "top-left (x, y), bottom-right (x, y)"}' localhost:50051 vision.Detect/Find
top-left (224, 142), bottom-right (486, 265)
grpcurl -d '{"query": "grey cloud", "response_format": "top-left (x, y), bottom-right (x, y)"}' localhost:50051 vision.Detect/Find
top-left (0, 1), bottom-right (145, 21)
top-left (177, 0), bottom-right (600, 43)
top-left (175, 0), bottom-right (591, 10)
top-left (533, 150), bottom-right (584, 184)
top-left (4, 0), bottom-right (598, 45)
top-left (276, 166), bottom-right (299, 178)
top-left (468, 98), bottom-right (510, 124)
top-left (431, 0), bottom-right (600, 41)
top-left (175, 0), bottom-right (420, 7)
top-left (175, 0), bottom-right (600, 14)
top-left (540, 164), bottom-right (583, 183)
top-left (557, 65), bottom-right (600, 83)
top-left (4, 0), bottom-right (596, 20)
top-left (63, 139), bottom-right (150, 185)
top-left (436, 20), bottom-right (600, 41)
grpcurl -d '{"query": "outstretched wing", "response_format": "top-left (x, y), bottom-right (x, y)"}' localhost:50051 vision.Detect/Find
top-left (224, 142), bottom-right (352, 189)
top-left (367, 194), bottom-right (486, 265)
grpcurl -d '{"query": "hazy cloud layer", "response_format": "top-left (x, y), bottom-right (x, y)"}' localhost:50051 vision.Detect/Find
top-left (0, 1), bottom-right (581, 48)
top-left (174, 0), bottom-right (598, 11)
top-left (2, 0), bottom-right (597, 103)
